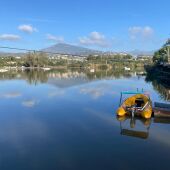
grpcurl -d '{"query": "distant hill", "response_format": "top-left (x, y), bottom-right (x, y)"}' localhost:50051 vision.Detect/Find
top-left (0, 45), bottom-right (156, 58)
top-left (0, 51), bottom-right (25, 57)
top-left (128, 50), bottom-right (155, 57)
top-left (42, 43), bottom-right (101, 56)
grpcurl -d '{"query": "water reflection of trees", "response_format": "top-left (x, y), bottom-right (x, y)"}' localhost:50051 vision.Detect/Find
top-left (24, 69), bottom-right (48, 85)
top-left (0, 69), bottom-right (48, 85)
top-left (0, 68), bottom-right (144, 85)
top-left (145, 71), bottom-right (170, 101)
top-left (151, 80), bottom-right (170, 101)
top-left (86, 69), bottom-right (134, 80)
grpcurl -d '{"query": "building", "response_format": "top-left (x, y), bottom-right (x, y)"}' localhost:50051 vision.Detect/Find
top-left (136, 55), bottom-right (153, 61)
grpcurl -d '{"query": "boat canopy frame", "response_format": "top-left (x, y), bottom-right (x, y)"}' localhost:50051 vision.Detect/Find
top-left (119, 89), bottom-right (150, 106)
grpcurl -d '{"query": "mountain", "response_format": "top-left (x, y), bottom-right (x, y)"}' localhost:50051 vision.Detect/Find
top-left (0, 51), bottom-right (25, 57)
top-left (128, 50), bottom-right (155, 57)
top-left (42, 43), bottom-right (101, 56)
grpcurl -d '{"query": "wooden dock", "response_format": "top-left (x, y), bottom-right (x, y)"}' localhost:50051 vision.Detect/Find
top-left (153, 102), bottom-right (170, 118)
top-left (154, 117), bottom-right (170, 124)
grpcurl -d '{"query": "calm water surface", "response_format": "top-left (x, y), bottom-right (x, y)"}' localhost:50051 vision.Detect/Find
top-left (0, 69), bottom-right (170, 170)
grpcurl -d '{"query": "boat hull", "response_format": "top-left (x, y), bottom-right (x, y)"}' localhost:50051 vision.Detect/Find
top-left (117, 94), bottom-right (152, 119)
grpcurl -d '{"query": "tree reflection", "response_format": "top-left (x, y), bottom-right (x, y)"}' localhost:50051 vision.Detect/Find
top-left (0, 68), bottom-right (145, 85)
top-left (24, 69), bottom-right (48, 85)
top-left (145, 70), bottom-right (170, 101)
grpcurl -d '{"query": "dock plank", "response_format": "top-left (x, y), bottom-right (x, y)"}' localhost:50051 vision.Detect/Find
top-left (154, 102), bottom-right (170, 109)
top-left (154, 102), bottom-right (170, 118)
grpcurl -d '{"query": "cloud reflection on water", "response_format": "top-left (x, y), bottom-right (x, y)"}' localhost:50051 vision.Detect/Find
top-left (22, 99), bottom-right (39, 107)
top-left (1, 92), bottom-right (22, 99)
top-left (48, 89), bottom-right (65, 98)
top-left (79, 82), bottom-right (115, 99)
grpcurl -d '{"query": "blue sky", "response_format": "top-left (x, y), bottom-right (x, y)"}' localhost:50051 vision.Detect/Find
top-left (0, 0), bottom-right (169, 52)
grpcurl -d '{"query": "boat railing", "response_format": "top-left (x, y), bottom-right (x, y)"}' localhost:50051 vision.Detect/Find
top-left (141, 101), bottom-right (149, 111)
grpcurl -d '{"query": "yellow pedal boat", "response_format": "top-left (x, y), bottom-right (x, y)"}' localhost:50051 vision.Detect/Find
top-left (117, 94), bottom-right (152, 119)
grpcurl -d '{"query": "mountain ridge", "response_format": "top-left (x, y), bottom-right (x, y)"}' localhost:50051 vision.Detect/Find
top-left (0, 43), bottom-right (156, 57)
top-left (42, 43), bottom-right (101, 56)
top-left (127, 50), bottom-right (154, 56)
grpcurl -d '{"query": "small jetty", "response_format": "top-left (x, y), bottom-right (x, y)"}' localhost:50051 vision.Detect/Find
top-left (153, 102), bottom-right (170, 118)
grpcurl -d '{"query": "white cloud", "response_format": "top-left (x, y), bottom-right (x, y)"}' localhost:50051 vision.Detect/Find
top-left (46, 34), bottom-right (64, 43)
top-left (18, 24), bottom-right (38, 33)
top-left (79, 31), bottom-right (111, 48)
top-left (129, 26), bottom-right (154, 40)
top-left (0, 34), bottom-right (21, 41)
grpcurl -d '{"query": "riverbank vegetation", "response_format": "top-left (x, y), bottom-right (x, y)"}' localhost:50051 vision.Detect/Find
top-left (0, 52), bottom-right (152, 72)
top-left (153, 39), bottom-right (170, 64)
top-left (145, 39), bottom-right (170, 91)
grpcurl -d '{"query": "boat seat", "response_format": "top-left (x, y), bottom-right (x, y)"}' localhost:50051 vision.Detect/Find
top-left (135, 98), bottom-right (144, 107)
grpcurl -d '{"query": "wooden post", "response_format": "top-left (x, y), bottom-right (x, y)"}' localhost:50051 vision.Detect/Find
top-left (168, 47), bottom-right (170, 64)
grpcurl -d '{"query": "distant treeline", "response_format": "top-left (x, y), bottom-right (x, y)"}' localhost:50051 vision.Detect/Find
top-left (0, 52), bottom-right (152, 69)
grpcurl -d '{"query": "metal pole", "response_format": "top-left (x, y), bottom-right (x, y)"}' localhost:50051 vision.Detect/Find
top-left (119, 92), bottom-right (122, 106)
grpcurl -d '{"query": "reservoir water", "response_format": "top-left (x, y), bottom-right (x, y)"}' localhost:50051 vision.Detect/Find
top-left (0, 69), bottom-right (170, 170)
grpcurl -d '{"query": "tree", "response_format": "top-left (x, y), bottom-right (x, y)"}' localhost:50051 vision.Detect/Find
top-left (164, 39), bottom-right (170, 47)
top-left (23, 52), bottom-right (48, 67)
top-left (123, 54), bottom-right (133, 60)
top-left (153, 40), bottom-right (170, 64)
